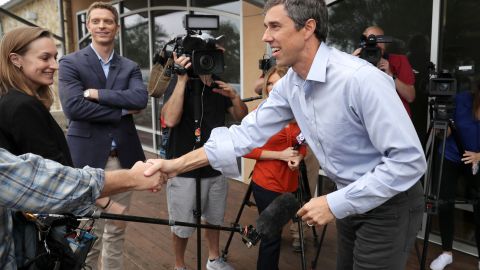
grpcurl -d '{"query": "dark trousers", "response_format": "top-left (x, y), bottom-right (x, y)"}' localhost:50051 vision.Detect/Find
top-left (437, 158), bottom-right (480, 255)
top-left (336, 181), bottom-right (424, 270)
top-left (251, 181), bottom-right (282, 270)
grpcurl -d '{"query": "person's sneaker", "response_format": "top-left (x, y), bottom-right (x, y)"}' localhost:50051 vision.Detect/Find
top-left (292, 238), bottom-right (302, 252)
top-left (206, 257), bottom-right (234, 270)
top-left (174, 267), bottom-right (187, 270)
top-left (430, 253), bottom-right (453, 270)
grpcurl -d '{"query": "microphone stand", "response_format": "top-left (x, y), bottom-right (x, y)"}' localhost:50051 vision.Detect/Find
top-left (86, 211), bottom-right (242, 233)
top-left (191, 77), bottom-right (203, 270)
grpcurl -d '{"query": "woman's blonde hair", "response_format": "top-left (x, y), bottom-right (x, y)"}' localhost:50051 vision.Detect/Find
top-left (0, 26), bottom-right (54, 108)
top-left (262, 65), bottom-right (289, 98)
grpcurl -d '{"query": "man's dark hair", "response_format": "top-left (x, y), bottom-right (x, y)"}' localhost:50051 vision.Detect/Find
top-left (264, 0), bottom-right (328, 42)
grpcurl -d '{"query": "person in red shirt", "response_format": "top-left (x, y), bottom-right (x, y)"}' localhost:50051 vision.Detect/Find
top-left (244, 65), bottom-right (306, 270)
top-left (353, 26), bottom-right (416, 117)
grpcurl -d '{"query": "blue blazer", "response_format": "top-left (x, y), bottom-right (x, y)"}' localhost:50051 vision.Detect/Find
top-left (58, 46), bottom-right (148, 169)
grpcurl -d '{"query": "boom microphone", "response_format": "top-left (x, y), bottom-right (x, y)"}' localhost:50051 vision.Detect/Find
top-left (256, 193), bottom-right (300, 240)
top-left (241, 95), bottom-right (263, 102)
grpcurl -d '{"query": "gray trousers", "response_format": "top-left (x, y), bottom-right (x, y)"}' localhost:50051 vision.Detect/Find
top-left (336, 181), bottom-right (423, 270)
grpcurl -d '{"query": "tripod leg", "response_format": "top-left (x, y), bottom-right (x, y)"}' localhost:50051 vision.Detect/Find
top-left (420, 213), bottom-right (433, 270)
top-left (221, 181), bottom-right (254, 259)
top-left (297, 219), bottom-right (307, 270)
top-left (311, 224), bottom-right (328, 270)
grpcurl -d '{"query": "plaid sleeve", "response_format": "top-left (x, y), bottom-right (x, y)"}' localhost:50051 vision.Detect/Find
top-left (0, 148), bottom-right (104, 215)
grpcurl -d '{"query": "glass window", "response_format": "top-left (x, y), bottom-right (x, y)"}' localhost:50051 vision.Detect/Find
top-left (151, 0), bottom-right (186, 6)
top-left (434, 0), bottom-right (480, 250)
top-left (152, 10), bottom-right (187, 55)
top-left (122, 0), bottom-right (147, 12)
top-left (328, 0), bottom-right (432, 145)
top-left (191, 0), bottom-right (240, 14)
top-left (122, 12), bottom-right (152, 131)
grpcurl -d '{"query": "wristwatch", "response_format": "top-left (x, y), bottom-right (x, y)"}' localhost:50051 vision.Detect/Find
top-left (83, 89), bottom-right (90, 98)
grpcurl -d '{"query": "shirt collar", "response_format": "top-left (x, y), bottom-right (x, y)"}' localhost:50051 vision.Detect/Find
top-left (306, 42), bottom-right (329, 82)
top-left (292, 42), bottom-right (330, 86)
top-left (90, 43), bottom-right (114, 64)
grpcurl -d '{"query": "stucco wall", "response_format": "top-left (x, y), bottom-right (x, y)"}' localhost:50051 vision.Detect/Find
top-left (241, 1), bottom-right (266, 182)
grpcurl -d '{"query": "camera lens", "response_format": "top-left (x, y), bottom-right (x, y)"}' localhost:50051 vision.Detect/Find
top-left (199, 55), bottom-right (215, 71)
top-left (438, 83), bottom-right (450, 92)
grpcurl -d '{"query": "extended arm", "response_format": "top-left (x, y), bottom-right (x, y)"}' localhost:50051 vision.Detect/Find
top-left (0, 149), bottom-right (165, 215)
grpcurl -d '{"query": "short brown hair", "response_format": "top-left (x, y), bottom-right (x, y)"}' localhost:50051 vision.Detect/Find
top-left (87, 1), bottom-right (119, 25)
top-left (0, 26), bottom-right (54, 108)
top-left (262, 65), bottom-right (289, 98)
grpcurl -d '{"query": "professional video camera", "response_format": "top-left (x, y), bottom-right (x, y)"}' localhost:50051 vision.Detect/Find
top-left (427, 68), bottom-right (458, 121)
top-left (147, 14), bottom-right (224, 97)
top-left (163, 14), bottom-right (224, 76)
top-left (258, 55), bottom-right (276, 75)
top-left (359, 34), bottom-right (392, 66)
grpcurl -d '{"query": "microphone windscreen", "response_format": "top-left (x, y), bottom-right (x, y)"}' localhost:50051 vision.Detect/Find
top-left (255, 193), bottom-right (299, 240)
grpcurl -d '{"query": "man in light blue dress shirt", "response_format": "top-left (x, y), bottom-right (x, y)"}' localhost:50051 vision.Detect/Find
top-left (146, 0), bottom-right (426, 269)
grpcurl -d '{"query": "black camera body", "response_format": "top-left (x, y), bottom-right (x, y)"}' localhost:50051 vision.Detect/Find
top-left (359, 34), bottom-right (392, 66)
top-left (258, 56), bottom-right (276, 75)
top-left (163, 14), bottom-right (224, 76)
top-left (428, 70), bottom-right (457, 121)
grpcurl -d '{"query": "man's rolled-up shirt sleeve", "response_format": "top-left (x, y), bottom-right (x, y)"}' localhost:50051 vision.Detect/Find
top-left (204, 127), bottom-right (240, 179)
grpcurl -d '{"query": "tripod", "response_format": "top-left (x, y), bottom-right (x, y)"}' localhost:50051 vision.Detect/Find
top-left (221, 160), bottom-right (316, 270)
top-left (310, 169), bottom-right (332, 270)
top-left (420, 110), bottom-right (465, 270)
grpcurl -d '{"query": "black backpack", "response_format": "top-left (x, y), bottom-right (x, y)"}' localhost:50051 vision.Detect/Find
top-left (12, 211), bottom-right (97, 270)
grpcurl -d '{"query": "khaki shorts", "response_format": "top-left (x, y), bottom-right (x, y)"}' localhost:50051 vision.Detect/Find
top-left (166, 175), bottom-right (228, 238)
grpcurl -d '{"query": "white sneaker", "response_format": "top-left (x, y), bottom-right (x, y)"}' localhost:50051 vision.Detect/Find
top-left (430, 253), bottom-right (453, 270)
top-left (206, 257), bottom-right (234, 270)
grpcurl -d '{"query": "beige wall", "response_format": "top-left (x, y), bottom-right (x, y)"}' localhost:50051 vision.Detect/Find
top-left (1, 0), bottom-right (59, 33)
top-left (241, 1), bottom-right (266, 182)
top-left (69, 0), bottom-right (99, 52)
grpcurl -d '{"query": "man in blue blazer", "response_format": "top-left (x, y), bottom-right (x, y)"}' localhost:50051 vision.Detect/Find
top-left (58, 2), bottom-right (148, 270)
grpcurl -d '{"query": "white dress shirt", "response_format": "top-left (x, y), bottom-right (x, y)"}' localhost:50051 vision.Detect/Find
top-left (204, 42), bottom-right (426, 219)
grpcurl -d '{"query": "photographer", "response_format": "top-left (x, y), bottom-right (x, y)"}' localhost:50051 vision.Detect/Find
top-left (353, 26), bottom-right (416, 117)
top-left (429, 77), bottom-right (480, 270)
top-left (161, 38), bottom-right (247, 270)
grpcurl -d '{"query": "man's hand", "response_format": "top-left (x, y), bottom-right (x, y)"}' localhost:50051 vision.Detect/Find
top-left (144, 158), bottom-right (180, 179)
top-left (462, 151), bottom-right (480, 164)
top-left (297, 195), bottom-right (335, 226)
top-left (128, 161), bottom-right (167, 192)
top-left (173, 52), bottom-right (191, 81)
top-left (377, 58), bottom-right (392, 75)
top-left (212, 80), bottom-right (238, 100)
top-left (352, 48), bottom-right (362, 56)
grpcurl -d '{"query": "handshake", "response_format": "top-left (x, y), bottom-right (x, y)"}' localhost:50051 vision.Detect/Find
top-left (116, 158), bottom-right (183, 196)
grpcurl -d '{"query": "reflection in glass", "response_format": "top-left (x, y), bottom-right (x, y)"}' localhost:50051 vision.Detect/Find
top-left (191, 0), bottom-right (240, 14)
top-left (137, 129), bottom-right (153, 149)
top-left (122, 0), bottom-right (147, 11)
top-left (122, 12), bottom-right (149, 69)
top-left (151, 0), bottom-right (186, 6)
